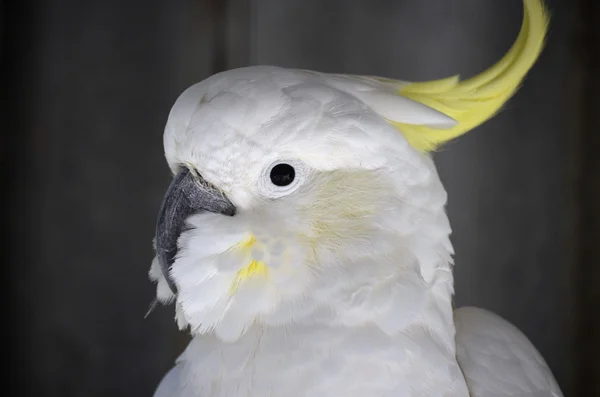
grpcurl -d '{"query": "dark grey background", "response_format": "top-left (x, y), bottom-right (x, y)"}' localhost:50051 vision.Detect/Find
top-left (2, 0), bottom-right (598, 396)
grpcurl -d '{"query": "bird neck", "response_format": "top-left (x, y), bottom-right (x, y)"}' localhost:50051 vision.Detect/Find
top-left (309, 243), bottom-right (458, 350)
top-left (178, 249), bottom-right (462, 396)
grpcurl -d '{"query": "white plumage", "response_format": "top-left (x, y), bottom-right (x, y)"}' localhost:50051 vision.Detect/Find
top-left (147, 64), bottom-right (562, 396)
top-left (455, 307), bottom-right (563, 397)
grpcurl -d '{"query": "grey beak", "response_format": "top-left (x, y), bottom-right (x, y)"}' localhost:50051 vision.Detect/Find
top-left (155, 167), bottom-right (236, 294)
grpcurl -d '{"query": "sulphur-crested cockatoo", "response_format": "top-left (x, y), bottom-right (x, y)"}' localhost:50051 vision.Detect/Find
top-left (148, 0), bottom-right (562, 395)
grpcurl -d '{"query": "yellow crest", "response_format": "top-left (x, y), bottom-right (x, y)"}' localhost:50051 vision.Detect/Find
top-left (391, 0), bottom-right (550, 152)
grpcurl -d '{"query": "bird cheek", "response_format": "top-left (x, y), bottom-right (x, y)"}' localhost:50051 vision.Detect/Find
top-left (223, 187), bottom-right (256, 212)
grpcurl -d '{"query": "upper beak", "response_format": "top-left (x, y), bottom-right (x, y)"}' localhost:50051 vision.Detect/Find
top-left (155, 167), bottom-right (236, 294)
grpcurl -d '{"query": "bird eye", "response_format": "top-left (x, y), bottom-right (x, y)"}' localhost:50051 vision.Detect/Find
top-left (269, 163), bottom-right (295, 187)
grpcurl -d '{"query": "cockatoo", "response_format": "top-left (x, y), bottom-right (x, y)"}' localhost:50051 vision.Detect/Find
top-left (149, 0), bottom-right (563, 395)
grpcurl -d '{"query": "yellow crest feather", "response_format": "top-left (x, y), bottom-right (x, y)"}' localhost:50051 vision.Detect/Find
top-left (391, 0), bottom-right (550, 152)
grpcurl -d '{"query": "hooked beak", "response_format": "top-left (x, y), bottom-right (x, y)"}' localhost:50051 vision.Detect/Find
top-left (155, 167), bottom-right (236, 294)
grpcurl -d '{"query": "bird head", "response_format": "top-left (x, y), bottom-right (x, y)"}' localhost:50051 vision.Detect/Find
top-left (149, 67), bottom-right (453, 341)
top-left (149, 0), bottom-right (548, 342)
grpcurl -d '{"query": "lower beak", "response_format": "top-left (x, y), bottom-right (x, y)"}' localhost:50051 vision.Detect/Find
top-left (155, 167), bottom-right (236, 294)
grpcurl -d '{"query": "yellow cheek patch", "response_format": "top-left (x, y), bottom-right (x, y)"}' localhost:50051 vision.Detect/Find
top-left (297, 171), bottom-right (382, 265)
top-left (229, 260), bottom-right (269, 294)
top-left (237, 234), bottom-right (256, 250)
top-left (229, 234), bottom-right (269, 294)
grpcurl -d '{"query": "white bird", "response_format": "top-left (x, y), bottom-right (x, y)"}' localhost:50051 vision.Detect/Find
top-left (149, 0), bottom-right (563, 395)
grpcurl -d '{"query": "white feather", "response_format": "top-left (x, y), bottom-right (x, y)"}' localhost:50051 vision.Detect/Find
top-left (149, 66), bottom-right (561, 397)
top-left (454, 307), bottom-right (563, 397)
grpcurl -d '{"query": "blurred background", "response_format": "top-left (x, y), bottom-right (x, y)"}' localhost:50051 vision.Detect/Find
top-left (2, 0), bottom-right (598, 396)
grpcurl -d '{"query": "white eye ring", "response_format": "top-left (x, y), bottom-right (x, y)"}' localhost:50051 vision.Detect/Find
top-left (259, 159), bottom-right (307, 198)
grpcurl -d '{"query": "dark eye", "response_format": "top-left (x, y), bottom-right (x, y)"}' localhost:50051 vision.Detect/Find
top-left (269, 163), bottom-right (296, 187)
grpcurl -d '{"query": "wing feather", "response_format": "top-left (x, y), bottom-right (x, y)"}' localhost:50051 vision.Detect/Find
top-left (454, 307), bottom-right (563, 397)
top-left (153, 364), bottom-right (185, 397)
